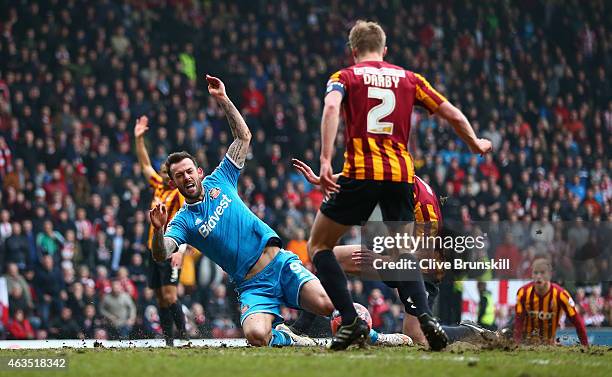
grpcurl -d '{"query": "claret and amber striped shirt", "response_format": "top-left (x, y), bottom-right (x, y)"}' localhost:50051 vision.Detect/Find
top-left (514, 282), bottom-right (588, 346)
top-left (147, 171), bottom-right (184, 249)
top-left (326, 61), bottom-right (447, 183)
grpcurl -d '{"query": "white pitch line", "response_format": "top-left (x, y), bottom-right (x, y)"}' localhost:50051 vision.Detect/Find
top-left (0, 338), bottom-right (250, 350)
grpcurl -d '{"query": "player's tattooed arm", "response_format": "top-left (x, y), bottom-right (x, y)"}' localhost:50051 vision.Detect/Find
top-left (149, 202), bottom-right (177, 262)
top-left (205, 74), bottom-right (252, 168)
top-left (220, 99), bottom-right (251, 167)
top-left (151, 230), bottom-right (177, 262)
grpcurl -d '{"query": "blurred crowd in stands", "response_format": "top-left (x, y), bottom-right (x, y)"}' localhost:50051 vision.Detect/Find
top-left (0, 0), bottom-right (610, 339)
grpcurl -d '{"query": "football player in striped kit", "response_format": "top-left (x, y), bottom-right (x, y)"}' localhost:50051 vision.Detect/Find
top-left (308, 20), bottom-right (491, 350)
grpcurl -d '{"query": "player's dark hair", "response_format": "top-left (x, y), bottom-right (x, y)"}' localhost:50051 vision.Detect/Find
top-left (164, 151), bottom-right (199, 177)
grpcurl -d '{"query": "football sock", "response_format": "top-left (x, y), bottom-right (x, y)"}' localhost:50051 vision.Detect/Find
top-left (159, 307), bottom-right (174, 341)
top-left (169, 301), bottom-right (186, 338)
top-left (290, 311), bottom-right (317, 335)
top-left (442, 325), bottom-right (473, 344)
top-left (396, 280), bottom-right (432, 317)
top-left (312, 249), bottom-right (357, 325)
top-left (385, 254), bottom-right (432, 317)
top-left (368, 328), bottom-right (379, 344)
top-left (269, 329), bottom-right (293, 347)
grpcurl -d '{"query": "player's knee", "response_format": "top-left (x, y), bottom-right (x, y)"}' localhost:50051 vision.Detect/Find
top-left (307, 240), bottom-right (326, 258)
top-left (244, 327), bottom-right (272, 347)
top-left (308, 291), bottom-right (335, 316)
top-left (307, 239), bottom-right (316, 256)
top-left (319, 295), bottom-right (335, 316)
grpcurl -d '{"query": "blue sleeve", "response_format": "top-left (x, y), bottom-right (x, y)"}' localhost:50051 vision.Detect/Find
top-left (209, 154), bottom-right (241, 188)
top-left (164, 210), bottom-right (188, 249)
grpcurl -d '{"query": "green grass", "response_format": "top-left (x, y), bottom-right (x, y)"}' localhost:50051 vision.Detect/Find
top-left (0, 345), bottom-right (610, 377)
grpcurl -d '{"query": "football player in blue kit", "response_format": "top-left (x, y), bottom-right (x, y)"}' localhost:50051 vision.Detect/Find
top-left (149, 75), bottom-right (334, 347)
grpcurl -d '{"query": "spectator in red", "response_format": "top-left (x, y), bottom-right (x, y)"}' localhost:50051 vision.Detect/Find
top-left (42, 169), bottom-right (69, 201)
top-left (576, 288), bottom-right (591, 316)
top-left (95, 265), bottom-right (112, 296)
top-left (564, 110), bottom-right (585, 138)
top-left (583, 189), bottom-right (602, 218)
top-left (242, 79), bottom-right (265, 117)
top-left (448, 158), bottom-right (466, 194)
top-left (0, 136), bottom-right (12, 178)
top-left (554, 98), bottom-right (570, 122)
top-left (479, 154), bottom-right (500, 182)
top-left (7, 309), bottom-right (35, 340)
top-left (284, 181), bottom-right (301, 208)
top-left (116, 267), bottom-right (138, 301)
top-left (368, 289), bottom-right (390, 332)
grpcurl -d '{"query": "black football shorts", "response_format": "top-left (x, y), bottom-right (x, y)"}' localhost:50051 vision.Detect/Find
top-left (320, 176), bottom-right (415, 225)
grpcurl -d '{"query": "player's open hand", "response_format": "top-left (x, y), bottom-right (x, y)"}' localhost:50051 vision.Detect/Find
top-left (292, 158), bottom-right (321, 185)
top-left (170, 250), bottom-right (185, 268)
top-left (319, 160), bottom-right (340, 196)
top-left (471, 138), bottom-right (492, 156)
top-left (351, 247), bottom-right (377, 266)
top-left (134, 116), bottom-right (149, 138)
top-left (149, 202), bottom-right (168, 230)
top-left (206, 74), bottom-right (227, 100)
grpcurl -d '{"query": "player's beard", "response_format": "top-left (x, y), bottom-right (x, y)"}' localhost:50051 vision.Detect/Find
top-left (181, 179), bottom-right (203, 201)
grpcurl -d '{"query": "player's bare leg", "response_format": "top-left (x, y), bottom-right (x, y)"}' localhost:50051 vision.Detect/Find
top-left (242, 313), bottom-right (274, 347)
top-left (308, 211), bottom-right (369, 350)
top-left (242, 312), bottom-right (310, 347)
top-left (298, 280), bottom-right (335, 316)
top-left (403, 314), bottom-right (428, 346)
top-left (276, 280), bottom-right (336, 347)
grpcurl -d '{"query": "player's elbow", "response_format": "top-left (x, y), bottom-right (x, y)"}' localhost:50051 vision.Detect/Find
top-left (438, 102), bottom-right (464, 125)
top-left (323, 102), bottom-right (340, 116)
top-left (241, 130), bottom-right (252, 143)
top-left (323, 92), bottom-right (342, 114)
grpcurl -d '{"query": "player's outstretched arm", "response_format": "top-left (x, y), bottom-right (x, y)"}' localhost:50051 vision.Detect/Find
top-left (319, 91), bottom-right (342, 194)
top-left (561, 293), bottom-right (589, 347)
top-left (149, 203), bottom-right (177, 262)
top-left (435, 102), bottom-right (492, 156)
top-left (134, 115), bottom-right (157, 181)
top-left (206, 74), bottom-right (252, 167)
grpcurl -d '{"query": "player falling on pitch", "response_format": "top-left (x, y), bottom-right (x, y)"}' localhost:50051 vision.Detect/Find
top-left (292, 159), bottom-right (499, 348)
top-left (150, 75), bottom-right (336, 347)
top-left (134, 115), bottom-right (189, 346)
top-left (514, 258), bottom-right (588, 347)
top-left (308, 20), bottom-right (492, 350)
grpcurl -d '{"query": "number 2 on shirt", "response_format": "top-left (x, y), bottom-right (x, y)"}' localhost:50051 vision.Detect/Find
top-left (366, 87), bottom-right (395, 135)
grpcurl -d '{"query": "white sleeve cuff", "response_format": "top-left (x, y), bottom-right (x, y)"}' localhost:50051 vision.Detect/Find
top-left (225, 153), bottom-right (244, 169)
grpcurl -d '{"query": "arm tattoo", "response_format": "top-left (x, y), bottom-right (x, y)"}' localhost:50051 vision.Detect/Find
top-left (227, 138), bottom-right (247, 167)
top-left (151, 229), bottom-right (177, 262)
top-left (219, 97), bottom-right (251, 167)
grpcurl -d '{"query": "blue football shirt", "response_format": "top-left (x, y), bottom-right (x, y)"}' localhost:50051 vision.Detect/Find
top-left (165, 155), bottom-right (279, 283)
